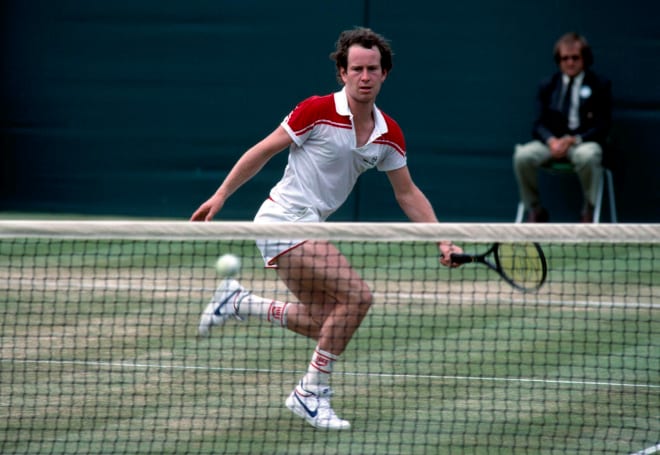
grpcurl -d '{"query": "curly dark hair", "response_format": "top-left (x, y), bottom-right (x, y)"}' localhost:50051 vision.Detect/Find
top-left (329, 27), bottom-right (393, 84)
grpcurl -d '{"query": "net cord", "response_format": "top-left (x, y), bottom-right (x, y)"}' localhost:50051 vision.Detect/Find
top-left (0, 220), bottom-right (657, 243)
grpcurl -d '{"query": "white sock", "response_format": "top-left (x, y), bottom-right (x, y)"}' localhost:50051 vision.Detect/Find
top-left (237, 294), bottom-right (289, 327)
top-left (301, 346), bottom-right (338, 391)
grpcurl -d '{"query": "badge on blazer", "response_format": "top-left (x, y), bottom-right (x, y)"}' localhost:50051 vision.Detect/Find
top-left (580, 86), bottom-right (592, 99)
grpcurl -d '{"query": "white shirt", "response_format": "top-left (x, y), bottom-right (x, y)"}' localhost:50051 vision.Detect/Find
top-left (270, 88), bottom-right (407, 221)
top-left (562, 71), bottom-right (585, 130)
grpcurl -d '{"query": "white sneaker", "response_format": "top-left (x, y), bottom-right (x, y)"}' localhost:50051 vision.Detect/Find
top-left (198, 278), bottom-right (250, 336)
top-left (285, 381), bottom-right (351, 430)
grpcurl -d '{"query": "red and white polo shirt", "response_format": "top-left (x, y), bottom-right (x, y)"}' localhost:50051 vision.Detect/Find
top-left (271, 88), bottom-right (407, 220)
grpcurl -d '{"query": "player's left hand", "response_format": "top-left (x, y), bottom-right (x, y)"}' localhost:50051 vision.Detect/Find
top-left (190, 195), bottom-right (224, 222)
top-left (439, 242), bottom-right (463, 268)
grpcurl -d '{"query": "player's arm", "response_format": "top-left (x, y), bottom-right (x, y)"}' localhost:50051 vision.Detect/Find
top-left (386, 166), bottom-right (437, 222)
top-left (191, 126), bottom-right (293, 222)
top-left (386, 166), bottom-right (463, 267)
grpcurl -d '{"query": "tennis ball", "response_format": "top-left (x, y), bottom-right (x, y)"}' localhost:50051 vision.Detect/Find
top-left (215, 254), bottom-right (241, 277)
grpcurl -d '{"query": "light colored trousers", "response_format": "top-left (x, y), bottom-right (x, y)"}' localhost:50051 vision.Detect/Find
top-left (513, 140), bottom-right (603, 210)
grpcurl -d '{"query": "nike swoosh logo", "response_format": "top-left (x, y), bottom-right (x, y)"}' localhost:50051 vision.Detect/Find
top-left (213, 289), bottom-right (240, 316)
top-left (294, 392), bottom-right (318, 418)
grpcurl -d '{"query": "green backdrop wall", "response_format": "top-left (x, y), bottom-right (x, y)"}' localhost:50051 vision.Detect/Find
top-left (2, 0), bottom-right (658, 222)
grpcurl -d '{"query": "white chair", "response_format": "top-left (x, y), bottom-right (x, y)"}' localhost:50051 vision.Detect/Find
top-left (515, 163), bottom-right (617, 223)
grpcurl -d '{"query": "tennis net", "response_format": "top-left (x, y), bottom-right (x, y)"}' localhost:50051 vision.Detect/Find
top-left (1, 221), bottom-right (658, 454)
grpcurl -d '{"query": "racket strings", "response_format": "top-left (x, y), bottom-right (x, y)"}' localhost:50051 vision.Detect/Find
top-left (497, 243), bottom-right (546, 290)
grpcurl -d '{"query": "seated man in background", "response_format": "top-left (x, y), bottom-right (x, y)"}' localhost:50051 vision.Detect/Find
top-left (513, 32), bottom-right (612, 222)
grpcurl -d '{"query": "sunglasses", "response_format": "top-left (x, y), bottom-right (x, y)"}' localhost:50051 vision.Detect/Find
top-left (560, 55), bottom-right (582, 62)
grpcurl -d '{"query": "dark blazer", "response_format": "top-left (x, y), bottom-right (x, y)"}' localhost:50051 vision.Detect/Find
top-left (532, 69), bottom-right (612, 146)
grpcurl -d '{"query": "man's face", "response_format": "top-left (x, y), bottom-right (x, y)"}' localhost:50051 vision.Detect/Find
top-left (340, 44), bottom-right (387, 105)
top-left (558, 43), bottom-right (584, 77)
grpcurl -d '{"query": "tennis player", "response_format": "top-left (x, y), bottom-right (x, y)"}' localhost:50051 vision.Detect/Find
top-left (191, 27), bottom-right (463, 430)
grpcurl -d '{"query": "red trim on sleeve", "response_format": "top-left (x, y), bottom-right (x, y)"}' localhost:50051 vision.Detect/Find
top-left (375, 113), bottom-right (406, 157)
top-left (286, 94), bottom-right (351, 137)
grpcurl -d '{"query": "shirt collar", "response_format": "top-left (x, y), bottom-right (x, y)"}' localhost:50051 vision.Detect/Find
top-left (334, 87), bottom-right (388, 136)
top-left (563, 71), bottom-right (585, 85)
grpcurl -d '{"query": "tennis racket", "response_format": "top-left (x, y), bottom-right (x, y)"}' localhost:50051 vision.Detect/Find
top-left (449, 242), bottom-right (547, 292)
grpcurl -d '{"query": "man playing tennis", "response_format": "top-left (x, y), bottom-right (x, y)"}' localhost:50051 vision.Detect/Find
top-left (191, 27), bottom-right (463, 430)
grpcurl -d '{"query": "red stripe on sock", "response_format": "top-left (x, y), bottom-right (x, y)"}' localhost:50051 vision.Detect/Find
top-left (310, 348), bottom-right (336, 374)
top-left (267, 301), bottom-right (288, 326)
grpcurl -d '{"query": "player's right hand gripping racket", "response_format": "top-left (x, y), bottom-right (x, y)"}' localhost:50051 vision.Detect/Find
top-left (450, 242), bottom-right (548, 292)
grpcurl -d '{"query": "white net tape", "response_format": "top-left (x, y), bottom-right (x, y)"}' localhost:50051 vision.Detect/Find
top-left (0, 220), bottom-right (657, 243)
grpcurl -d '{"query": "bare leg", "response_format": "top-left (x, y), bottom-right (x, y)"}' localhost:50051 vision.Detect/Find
top-left (274, 240), bottom-right (372, 356)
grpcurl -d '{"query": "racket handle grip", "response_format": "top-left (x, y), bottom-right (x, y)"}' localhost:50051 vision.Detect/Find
top-left (449, 253), bottom-right (476, 264)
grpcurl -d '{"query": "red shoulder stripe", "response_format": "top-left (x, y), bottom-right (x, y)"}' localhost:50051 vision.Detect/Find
top-left (375, 113), bottom-right (406, 156)
top-left (287, 94), bottom-right (351, 136)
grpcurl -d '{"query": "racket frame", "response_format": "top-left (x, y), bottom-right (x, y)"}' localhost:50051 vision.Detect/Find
top-left (450, 242), bottom-right (547, 292)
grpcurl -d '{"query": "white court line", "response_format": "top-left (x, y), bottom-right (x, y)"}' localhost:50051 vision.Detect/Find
top-left (630, 443), bottom-right (660, 455)
top-left (376, 292), bottom-right (660, 309)
top-left (3, 358), bottom-right (659, 390)
top-left (1, 278), bottom-right (658, 309)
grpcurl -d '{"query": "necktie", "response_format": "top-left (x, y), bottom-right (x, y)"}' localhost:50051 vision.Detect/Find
top-left (561, 77), bottom-right (574, 117)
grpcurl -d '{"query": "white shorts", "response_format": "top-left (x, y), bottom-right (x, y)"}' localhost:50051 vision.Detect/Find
top-left (253, 198), bottom-right (320, 268)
